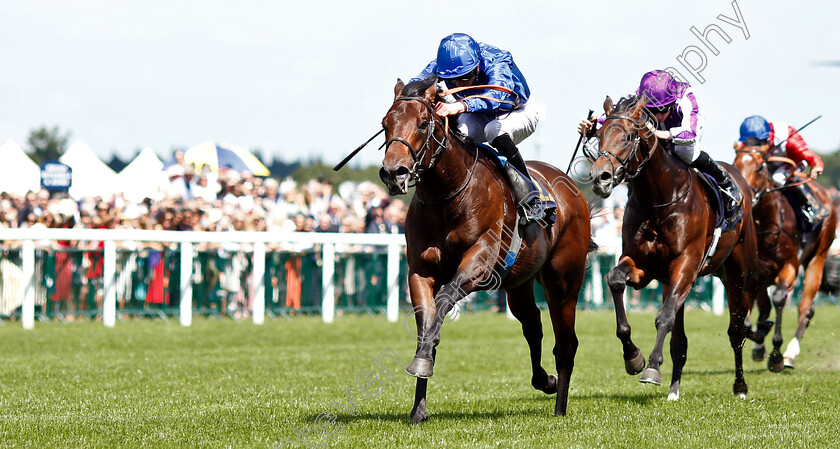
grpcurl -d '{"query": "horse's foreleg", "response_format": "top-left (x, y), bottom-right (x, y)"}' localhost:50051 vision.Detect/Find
top-left (784, 254), bottom-right (826, 368)
top-left (606, 256), bottom-right (646, 375)
top-left (640, 258), bottom-right (695, 388)
top-left (407, 243), bottom-right (495, 379)
top-left (746, 287), bottom-right (772, 361)
top-left (768, 264), bottom-right (796, 372)
top-left (405, 273), bottom-right (435, 424)
top-left (409, 378), bottom-right (429, 424)
top-left (723, 276), bottom-right (753, 399)
top-left (506, 282), bottom-right (556, 395)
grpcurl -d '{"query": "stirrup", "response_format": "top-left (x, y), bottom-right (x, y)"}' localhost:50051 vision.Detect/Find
top-left (519, 198), bottom-right (546, 225)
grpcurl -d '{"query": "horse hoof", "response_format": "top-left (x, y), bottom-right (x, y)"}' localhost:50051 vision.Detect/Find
top-left (768, 353), bottom-right (785, 372)
top-left (638, 368), bottom-right (661, 385)
top-left (541, 374), bottom-right (558, 394)
top-left (410, 410), bottom-right (429, 424)
top-left (406, 357), bottom-right (434, 378)
top-left (624, 350), bottom-right (646, 375)
top-left (783, 357), bottom-right (795, 369)
top-left (667, 392), bottom-right (680, 401)
top-left (752, 345), bottom-right (766, 362)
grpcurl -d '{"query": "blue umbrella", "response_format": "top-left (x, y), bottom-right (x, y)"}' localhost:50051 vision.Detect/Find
top-left (182, 141), bottom-right (270, 176)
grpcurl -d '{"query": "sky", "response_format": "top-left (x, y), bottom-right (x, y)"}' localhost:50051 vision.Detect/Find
top-left (1, 0), bottom-right (838, 173)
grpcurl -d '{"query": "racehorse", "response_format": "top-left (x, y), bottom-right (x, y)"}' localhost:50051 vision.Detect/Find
top-left (379, 76), bottom-right (593, 422)
top-left (589, 95), bottom-right (760, 400)
top-left (734, 144), bottom-right (837, 370)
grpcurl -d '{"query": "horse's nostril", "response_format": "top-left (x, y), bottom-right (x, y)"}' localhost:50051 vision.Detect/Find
top-left (599, 172), bottom-right (612, 182)
top-left (379, 168), bottom-right (390, 184)
top-left (396, 166), bottom-right (410, 178)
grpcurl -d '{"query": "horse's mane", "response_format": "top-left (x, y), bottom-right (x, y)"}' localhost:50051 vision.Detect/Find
top-left (402, 75), bottom-right (439, 97)
top-left (614, 95), bottom-right (641, 114)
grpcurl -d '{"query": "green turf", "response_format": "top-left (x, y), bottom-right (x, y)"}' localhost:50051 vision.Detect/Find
top-left (0, 306), bottom-right (838, 449)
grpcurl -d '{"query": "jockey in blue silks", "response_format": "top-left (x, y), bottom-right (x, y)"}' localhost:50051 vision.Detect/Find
top-left (411, 33), bottom-right (546, 223)
top-left (579, 70), bottom-right (742, 218)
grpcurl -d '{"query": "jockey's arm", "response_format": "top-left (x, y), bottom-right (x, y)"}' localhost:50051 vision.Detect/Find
top-left (785, 125), bottom-right (823, 178)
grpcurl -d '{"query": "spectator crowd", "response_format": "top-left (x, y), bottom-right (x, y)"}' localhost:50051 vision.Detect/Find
top-left (0, 158), bottom-right (407, 238)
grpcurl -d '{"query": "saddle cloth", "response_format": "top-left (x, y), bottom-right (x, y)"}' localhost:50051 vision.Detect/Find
top-left (782, 179), bottom-right (829, 233)
top-left (694, 170), bottom-right (743, 232)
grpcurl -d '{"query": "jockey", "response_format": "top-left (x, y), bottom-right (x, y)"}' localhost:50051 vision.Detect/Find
top-left (579, 70), bottom-right (742, 218)
top-left (411, 33), bottom-right (546, 223)
top-left (735, 115), bottom-right (825, 225)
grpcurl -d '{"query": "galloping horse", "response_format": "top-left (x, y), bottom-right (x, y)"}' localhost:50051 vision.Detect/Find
top-left (589, 95), bottom-right (760, 400)
top-left (379, 76), bottom-right (592, 422)
top-left (734, 144), bottom-right (837, 370)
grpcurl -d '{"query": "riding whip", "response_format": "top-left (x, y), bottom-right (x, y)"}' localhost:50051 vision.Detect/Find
top-left (567, 109), bottom-right (594, 173)
top-left (772, 115), bottom-right (822, 150)
top-left (333, 128), bottom-right (385, 171)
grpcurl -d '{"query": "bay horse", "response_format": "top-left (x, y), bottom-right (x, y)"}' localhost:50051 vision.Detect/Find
top-left (589, 95), bottom-right (760, 400)
top-left (734, 144), bottom-right (837, 370)
top-left (379, 76), bottom-right (593, 422)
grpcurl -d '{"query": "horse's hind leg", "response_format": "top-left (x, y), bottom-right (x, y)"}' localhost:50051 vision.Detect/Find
top-left (784, 253), bottom-right (826, 368)
top-left (542, 271), bottom-right (584, 416)
top-left (667, 304), bottom-right (687, 401)
top-left (507, 282), bottom-right (556, 394)
top-left (606, 256), bottom-right (646, 375)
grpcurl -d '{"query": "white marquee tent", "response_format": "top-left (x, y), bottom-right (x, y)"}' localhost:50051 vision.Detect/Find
top-left (117, 147), bottom-right (167, 202)
top-left (0, 140), bottom-right (41, 196)
top-left (59, 140), bottom-right (119, 199)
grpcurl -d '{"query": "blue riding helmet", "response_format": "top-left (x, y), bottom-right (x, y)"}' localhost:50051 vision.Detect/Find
top-left (739, 115), bottom-right (771, 142)
top-left (435, 33), bottom-right (481, 79)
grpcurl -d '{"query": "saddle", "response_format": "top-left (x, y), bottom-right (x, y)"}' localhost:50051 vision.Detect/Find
top-left (693, 169), bottom-right (743, 232)
top-left (782, 179), bottom-right (829, 233)
top-left (474, 141), bottom-right (559, 226)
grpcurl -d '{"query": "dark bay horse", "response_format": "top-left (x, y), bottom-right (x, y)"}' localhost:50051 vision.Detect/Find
top-left (589, 96), bottom-right (760, 400)
top-left (379, 77), bottom-right (592, 422)
top-left (734, 144), bottom-right (837, 370)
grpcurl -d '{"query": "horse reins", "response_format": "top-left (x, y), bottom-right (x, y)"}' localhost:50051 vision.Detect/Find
top-left (383, 84), bottom-right (522, 204)
top-left (735, 148), bottom-right (812, 204)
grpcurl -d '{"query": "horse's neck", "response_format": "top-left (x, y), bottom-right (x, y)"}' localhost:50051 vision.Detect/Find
top-left (632, 143), bottom-right (691, 206)
top-left (415, 139), bottom-right (476, 207)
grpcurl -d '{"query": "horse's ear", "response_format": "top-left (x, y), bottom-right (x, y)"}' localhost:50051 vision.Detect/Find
top-left (604, 96), bottom-right (614, 115)
top-left (630, 96), bottom-right (647, 120)
top-left (394, 78), bottom-right (405, 99)
top-left (422, 80), bottom-right (438, 104)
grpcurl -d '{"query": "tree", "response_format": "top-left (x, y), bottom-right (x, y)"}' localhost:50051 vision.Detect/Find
top-left (27, 125), bottom-right (72, 165)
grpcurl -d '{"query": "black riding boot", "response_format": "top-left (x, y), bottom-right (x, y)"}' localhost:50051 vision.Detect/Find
top-left (492, 134), bottom-right (545, 223)
top-left (690, 151), bottom-right (743, 214)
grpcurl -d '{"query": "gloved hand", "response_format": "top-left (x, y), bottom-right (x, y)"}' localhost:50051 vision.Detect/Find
top-left (578, 117), bottom-right (596, 136)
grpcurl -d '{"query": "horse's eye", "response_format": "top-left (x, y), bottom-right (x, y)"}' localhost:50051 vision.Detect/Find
top-left (418, 121), bottom-right (429, 130)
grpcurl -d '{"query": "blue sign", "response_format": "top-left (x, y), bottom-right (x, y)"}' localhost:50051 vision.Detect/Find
top-left (40, 161), bottom-right (72, 191)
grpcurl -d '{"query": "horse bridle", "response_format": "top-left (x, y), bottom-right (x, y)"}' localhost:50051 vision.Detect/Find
top-left (383, 95), bottom-right (479, 205)
top-left (384, 96), bottom-right (450, 186)
top-left (735, 147), bottom-right (809, 205)
top-left (595, 113), bottom-right (698, 209)
top-left (594, 114), bottom-right (657, 182)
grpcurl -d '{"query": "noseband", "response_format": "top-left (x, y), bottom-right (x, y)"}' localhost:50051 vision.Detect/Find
top-left (384, 96), bottom-right (449, 185)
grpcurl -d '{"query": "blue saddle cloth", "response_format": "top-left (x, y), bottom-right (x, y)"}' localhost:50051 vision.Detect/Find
top-left (474, 142), bottom-right (558, 224)
top-left (695, 172), bottom-right (743, 232)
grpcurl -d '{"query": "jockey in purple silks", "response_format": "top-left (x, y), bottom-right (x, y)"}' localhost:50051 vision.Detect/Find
top-left (579, 70), bottom-right (742, 217)
top-left (411, 33), bottom-right (546, 223)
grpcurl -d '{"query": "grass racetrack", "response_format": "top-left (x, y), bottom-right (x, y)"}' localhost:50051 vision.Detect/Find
top-left (1, 306), bottom-right (839, 448)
